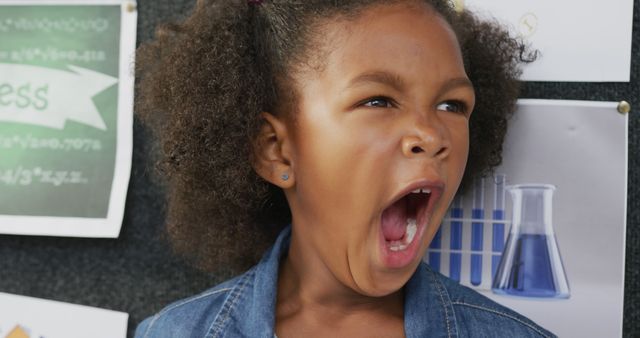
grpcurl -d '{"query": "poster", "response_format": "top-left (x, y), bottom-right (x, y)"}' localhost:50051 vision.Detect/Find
top-left (0, 292), bottom-right (127, 338)
top-left (457, 0), bottom-right (634, 82)
top-left (426, 99), bottom-right (628, 337)
top-left (0, 0), bottom-right (137, 237)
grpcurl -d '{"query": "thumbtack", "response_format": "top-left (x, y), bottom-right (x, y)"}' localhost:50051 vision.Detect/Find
top-left (617, 101), bottom-right (631, 114)
top-left (451, 0), bottom-right (465, 12)
top-left (126, 2), bottom-right (137, 13)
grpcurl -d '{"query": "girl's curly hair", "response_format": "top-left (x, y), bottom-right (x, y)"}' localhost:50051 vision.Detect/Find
top-left (135, 0), bottom-right (534, 273)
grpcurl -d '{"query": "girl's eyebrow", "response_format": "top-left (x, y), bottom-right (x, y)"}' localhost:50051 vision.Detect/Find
top-left (346, 71), bottom-right (406, 91)
top-left (346, 71), bottom-right (474, 97)
top-left (436, 77), bottom-right (475, 98)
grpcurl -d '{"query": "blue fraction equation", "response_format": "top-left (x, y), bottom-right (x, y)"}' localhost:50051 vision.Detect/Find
top-left (470, 177), bottom-right (484, 286)
top-left (492, 174), bottom-right (506, 280)
top-left (448, 195), bottom-right (463, 282)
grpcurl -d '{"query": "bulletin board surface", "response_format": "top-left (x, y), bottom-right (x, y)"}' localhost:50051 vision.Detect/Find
top-left (0, 0), bottom-right (638, 337)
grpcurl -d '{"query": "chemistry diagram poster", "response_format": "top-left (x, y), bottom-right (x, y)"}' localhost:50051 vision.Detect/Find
top-left (0, 0), bottom-right (137, 237)
top-left (0, 292), bottom-right (128, 338)
top-left (426, 99), bottom-right (628, 337)
top-left (456, 0), bottom-right (633, 82)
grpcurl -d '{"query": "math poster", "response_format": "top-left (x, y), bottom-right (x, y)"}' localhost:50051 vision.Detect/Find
top-left (0, 0), bottom-right (137, 237)
top-left (426, 100), bottom-right (628, 337)
top-left (457, 0), bottom-right (634, 82)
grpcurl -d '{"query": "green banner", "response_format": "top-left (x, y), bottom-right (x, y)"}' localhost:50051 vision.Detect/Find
top-left (0, 5), bottom-right (121, 218)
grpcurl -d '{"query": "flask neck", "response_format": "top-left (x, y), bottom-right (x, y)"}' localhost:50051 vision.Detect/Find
top-left (509, 185), bottom-right (555, 235)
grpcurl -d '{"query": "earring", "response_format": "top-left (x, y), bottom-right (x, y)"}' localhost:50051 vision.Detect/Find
top-left (281, 173), bottom-right (289, 181)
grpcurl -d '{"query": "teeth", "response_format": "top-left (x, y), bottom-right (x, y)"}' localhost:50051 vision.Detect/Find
top-left (411, 188), bottom-right (431, 194)
top-left (389, 244), bottom-right (408, 251)
top-left (405, 218), bottom-right (417, 242)
top-left (388, 218), bottom-right (418, 252)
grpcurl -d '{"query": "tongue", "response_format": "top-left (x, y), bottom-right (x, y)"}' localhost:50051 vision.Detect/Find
top-left (381, 197), bottom-right (407, 241)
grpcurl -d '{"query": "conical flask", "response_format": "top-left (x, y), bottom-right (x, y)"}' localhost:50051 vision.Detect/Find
top-left (492, 184), bottom-right (570, 298)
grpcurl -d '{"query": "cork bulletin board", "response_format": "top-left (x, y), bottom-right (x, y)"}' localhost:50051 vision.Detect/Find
top-left (0, 0), bottom-right (637, 336)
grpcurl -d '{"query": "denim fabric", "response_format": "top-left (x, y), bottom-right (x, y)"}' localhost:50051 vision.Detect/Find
top-left (136, 226), bottom-right (555, 338)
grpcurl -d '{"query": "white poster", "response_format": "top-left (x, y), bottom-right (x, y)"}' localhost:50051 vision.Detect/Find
top-left (426, 99), bottom-right (628, 337)
top-left (458, 0), bottom-right (634, 82)
top-left (0, 0), bottom-right (137, 237)
top-left (0, 293), bottom-right (128, 338)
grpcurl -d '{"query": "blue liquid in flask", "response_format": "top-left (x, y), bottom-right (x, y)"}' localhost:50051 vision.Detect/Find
top-left (497, 234), bottom-right (557, 297)
top-left (492, 184), bottom-right (570, 299)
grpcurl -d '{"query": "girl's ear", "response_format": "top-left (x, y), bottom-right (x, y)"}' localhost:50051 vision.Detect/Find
top-left (252, 112), bottom-right (295, 189)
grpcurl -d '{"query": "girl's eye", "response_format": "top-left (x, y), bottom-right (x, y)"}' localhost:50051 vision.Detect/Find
top-left (436, 100), bottom-right (467, 114)
top-left (362, 97), bottom-right (393, 108)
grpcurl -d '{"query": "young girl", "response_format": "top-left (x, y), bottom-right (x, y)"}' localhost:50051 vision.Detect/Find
top-left (134, 0), bottom-right (552, 337)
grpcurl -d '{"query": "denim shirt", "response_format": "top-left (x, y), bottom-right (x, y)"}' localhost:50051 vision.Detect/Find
top-left (136, 227), bottom-right (555, 338)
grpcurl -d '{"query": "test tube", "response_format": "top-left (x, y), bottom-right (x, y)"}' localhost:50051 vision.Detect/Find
top-left (449, 195), bottom-right (463, 282)
top-left (471, 177), bottom-right (484, 286)
top-left (492, 174), bottom-right (506, 281)
top-left (428, 228), bottom-right (442, 271)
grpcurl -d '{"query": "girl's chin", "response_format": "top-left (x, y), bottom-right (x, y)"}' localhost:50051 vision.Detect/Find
top-left (355, 269), bottom-right (416, 298)
top-left (358, 252), bottom-right (425, 297)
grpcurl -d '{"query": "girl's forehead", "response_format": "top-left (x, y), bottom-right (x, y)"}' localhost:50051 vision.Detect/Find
top-left (296, 2), bottom-right (463, 84)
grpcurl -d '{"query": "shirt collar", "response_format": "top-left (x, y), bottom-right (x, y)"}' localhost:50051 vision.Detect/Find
top-left (230, 225), bottom-right (458, 337)
top-left (235, 225), bottom-right (291, 336)
top-left (404, 262), bottom-right (459, 337)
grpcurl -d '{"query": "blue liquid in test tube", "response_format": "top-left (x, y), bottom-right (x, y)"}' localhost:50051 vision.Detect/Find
top-left (471, 178), bottom-right (484, 286)
top-left (449, 195), bottom-right (463, 282)
top-left (492, 174), bottom-right (506, 281)
top-left (428, 228), bottom-right (442, 271)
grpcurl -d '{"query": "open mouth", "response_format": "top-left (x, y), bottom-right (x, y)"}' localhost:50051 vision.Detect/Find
top-left (380, 187), bottom-right (435, 252)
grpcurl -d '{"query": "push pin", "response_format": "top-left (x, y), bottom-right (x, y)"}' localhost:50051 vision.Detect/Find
top-left (126, 2), bottom-right (137, 13)
top-left (452, 0), bottom-right (465, 12)
top-left (617, 101), bottom-right (631, 114)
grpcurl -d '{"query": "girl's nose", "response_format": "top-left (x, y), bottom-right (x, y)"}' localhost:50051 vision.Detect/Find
top-left (401, 117), bottom-right (450, 160)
